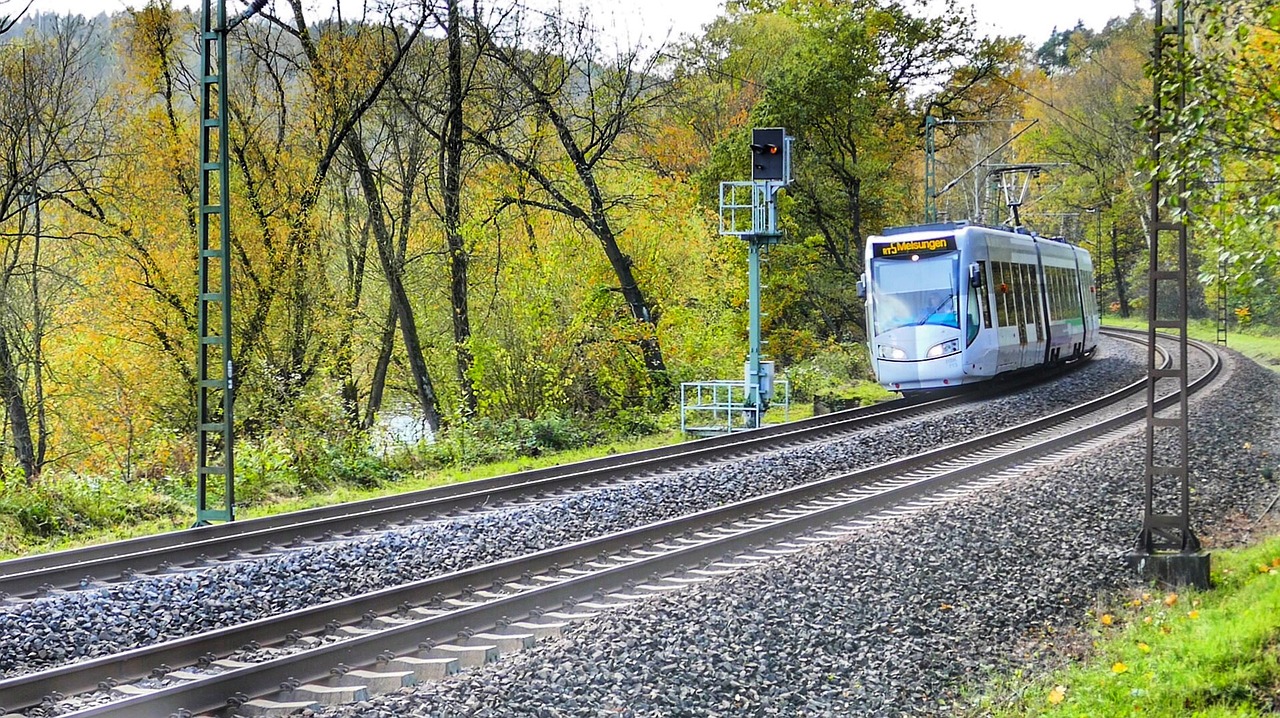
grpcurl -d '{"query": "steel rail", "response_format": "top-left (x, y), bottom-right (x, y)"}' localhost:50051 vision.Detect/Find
top-left (0, 342), bottom-right (1100, 599)
top-left (0, 331), bottom-right (1205, 717)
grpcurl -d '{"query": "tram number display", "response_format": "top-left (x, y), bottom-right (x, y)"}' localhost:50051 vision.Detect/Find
top-left (872, 236), bottom-right (957, 258)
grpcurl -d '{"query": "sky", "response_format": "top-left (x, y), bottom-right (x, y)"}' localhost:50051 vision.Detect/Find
top-left (10, 0), bottom-right (1139, 46)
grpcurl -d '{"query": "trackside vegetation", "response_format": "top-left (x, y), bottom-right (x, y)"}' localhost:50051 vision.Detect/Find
top-left (1103, 317), bottom-right (1280, 374)
top-left (0, 356), bottom-right (894, 559)
top-left (968, 533), bottom-right (1280, 717)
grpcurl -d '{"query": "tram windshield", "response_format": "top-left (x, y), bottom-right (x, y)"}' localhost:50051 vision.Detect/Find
top-left (870, 251), bottom-right (960, 334)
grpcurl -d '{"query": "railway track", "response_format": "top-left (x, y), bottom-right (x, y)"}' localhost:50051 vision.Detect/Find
top-left (0, 339), bottom-right (1106, 603)
top-left (0, 329), bottom-right (1216, 718)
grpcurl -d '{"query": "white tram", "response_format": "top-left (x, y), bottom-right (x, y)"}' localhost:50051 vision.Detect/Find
top-left (858, 221), bottom-right (1100, 392)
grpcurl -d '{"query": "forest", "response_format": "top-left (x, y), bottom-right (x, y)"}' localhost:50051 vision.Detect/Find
top-left (0, 0), bottom-right (1276, 542)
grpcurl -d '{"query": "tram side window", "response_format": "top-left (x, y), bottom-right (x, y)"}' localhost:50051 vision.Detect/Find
top-left (1064, 270), bottom-right (1073, 318)
top-left (1072, 269), bottom-right (1084, 319)
top-left (1015, 263), bottom-right (1027, 324)
top-left (1048, 268), bottom-right (1059, 320)
top-left (1046, 268), bottom-right (1057, 321)
top-left (1004, 261), bottom-right (1016, 328)
top-left (1053, 268), bottom-right (1065, 319)
top-left (1023, 263), bottom-right (1037, 339)
top-left (1060, 269), bottom-right (1070, 318)
top-left (979, 261), bottom-right (992, 328)
top-left (994, 262), bottom-right (1009, 327)
top-left (1013, 262), bottom-right (1027, 343)
top-left (966, 280), bottom-right (981, 345)
top-left (1029, 265), bottom-right (1042, 340)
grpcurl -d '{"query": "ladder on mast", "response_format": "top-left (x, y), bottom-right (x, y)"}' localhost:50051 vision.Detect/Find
top-left (195, 0), bottom-right (235, 524)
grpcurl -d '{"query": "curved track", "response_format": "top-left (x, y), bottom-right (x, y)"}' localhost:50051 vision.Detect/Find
top-left (0, 340), bottom-right (1107, 601)
top-left (0, 330), bottom-right (1218, 718)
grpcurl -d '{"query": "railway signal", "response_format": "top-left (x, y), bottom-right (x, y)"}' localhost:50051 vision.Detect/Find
top-left (683, 128), bottom-right (794, 434)
top-left (750, 127), bottom-right (788, 182)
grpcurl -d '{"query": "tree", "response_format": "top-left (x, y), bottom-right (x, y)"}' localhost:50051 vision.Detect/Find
top-left (1021, 13), bottom-right (1150, 317)
top-left (0, 16), bottom-right (107, 481)
top-left (468, 8), bottom-right (675, 395)
top-left (687, 0), bottom-right (1020, 346)
top-left (0, 0), bottom-right (28, 35)
top-left (389, 0), bottom-right (484, 419)
top-left (1178, 0), bottom-right (1280, 325)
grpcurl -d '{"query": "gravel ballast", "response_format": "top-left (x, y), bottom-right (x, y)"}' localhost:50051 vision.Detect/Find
top-left (297, 346), bottom-right (1280, 718)
top-left (0, 338), bottom-right (1169, 683)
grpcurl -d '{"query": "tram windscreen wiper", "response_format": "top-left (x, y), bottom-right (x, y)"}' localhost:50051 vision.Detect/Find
top-left (918, 295), bottom-right (953, 325)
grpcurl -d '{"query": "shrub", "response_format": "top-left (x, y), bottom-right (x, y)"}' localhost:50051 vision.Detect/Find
top-left (235, 434), bottom-right (301, 505)
top-left (786, 342), bottom-right (876, 401)
top-left (597, 407), bottom-right (662, 438)
top-left (0, 471), bottom-right (185, 539)
top-left (530, 413), bottom-right (589, 452)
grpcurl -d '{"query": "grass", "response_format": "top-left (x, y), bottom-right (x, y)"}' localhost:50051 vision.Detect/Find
top-left (1103, 316), bottom-right (1280, 373)
top-left (970, 535), bottom-right (1280, 717)
top-left (961, 318), bottom-right (1280, 716)
top-left (0, 400), bottom-right (818, 561)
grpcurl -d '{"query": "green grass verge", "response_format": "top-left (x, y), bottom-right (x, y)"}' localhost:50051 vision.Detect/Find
top-left (0, 400), bottom-right (818, 561)
top-left (971, 536), bottom-right (1280, 717)
top-left (1103, 316), bottom-right (1280, 373)
top-left (0, 430), bottom-right (682, 560)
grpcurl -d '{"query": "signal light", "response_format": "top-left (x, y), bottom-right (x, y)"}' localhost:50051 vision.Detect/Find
top-left (751, 128), bottom-right (786, 180)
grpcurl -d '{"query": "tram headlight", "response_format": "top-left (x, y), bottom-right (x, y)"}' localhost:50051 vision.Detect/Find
top-left (878, 344), bottom-right (907, 360)
top-left (926, 339), bottom-right (960, 358)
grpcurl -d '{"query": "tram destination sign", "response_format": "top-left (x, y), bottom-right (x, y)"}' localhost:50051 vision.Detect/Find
top-left (872, 236), bottom-right (956, 258)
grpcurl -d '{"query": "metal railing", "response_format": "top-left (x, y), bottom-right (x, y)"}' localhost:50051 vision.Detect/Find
top-left (680, 379), bottom-right (790, 436)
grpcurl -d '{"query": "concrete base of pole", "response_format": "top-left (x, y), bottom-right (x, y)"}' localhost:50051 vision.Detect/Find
top-left (1126, 552), bottom-right (1211, 590)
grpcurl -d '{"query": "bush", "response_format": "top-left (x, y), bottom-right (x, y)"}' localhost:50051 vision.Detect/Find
top-left (530, 413), bottom-right (588, 452)
top-left (420, 412), bottom-right (602, 469)
top-left (234, 431), bottom-right (409, 505)
top-left (0, 470), bottom-right (185, 539)
top-left (597, 407), bottom-right (662, 438)
top-left (786, 342), bottom-right (876, 401)
top-left (235, 434), bottom-right (302, 505)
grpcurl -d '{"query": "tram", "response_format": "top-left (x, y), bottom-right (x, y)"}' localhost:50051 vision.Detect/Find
top-left (858, 221), bottom-right (1100, 392)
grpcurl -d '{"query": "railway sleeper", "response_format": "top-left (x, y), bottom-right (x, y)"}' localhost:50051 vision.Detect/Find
top-left (460, 631), bottom-right (535, 653)
top-left (234, 696), bottom-right (324, 716)
top-left (285, 682), bottom-right (368, 705)
top-left (426, 642), bottom-right (499, 668)
top-left (229, 610), bottom-right (589, 716)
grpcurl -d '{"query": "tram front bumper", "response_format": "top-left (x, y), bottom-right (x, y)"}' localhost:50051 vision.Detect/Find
top-left (875, 352), bottom-right (966, 392)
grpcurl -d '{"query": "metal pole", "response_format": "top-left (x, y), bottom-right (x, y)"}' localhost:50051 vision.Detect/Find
top-left (1130, 0), bottom-right (1207, 588)
top-left (195, 0), bottom-right (265, 524)
top-left (924, 115), bottom-right (936, 223)
top-left (195, 0), bottom-right (235, 524)
top-left (747, 235), bottom-right (762, 425)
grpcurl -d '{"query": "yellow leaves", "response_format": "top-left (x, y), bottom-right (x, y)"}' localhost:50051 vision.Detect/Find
top-left (1143, 616), bottom-right (1154, 625)
top-left (1047, 685), bottom-right (1066, 705)
top-left (1187, 610), bottom-right (1200, 620)
top-left (1100, 613), bottom-right (1115, 626)
top-left (1112, 661), bottom-right (1129, 674)
top-left (1137, 642), bottom-right (1151, 653)
top-left (1259, 563), bottom-right (1274, 574)
top-left (938, 603), bottom-right (953, 611)
top-left (1163, 593), bottom-right (1178, 607)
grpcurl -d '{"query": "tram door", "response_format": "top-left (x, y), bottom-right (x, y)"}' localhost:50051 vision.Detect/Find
top-left (1017, 260), bottom-right (1045, 367)
top-left (991, 258), bottom-right (1044, 371)
top-left (991, 261), bottom-right (1018, 372)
